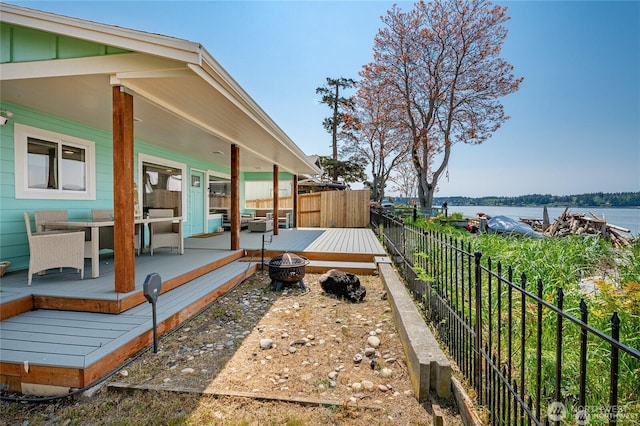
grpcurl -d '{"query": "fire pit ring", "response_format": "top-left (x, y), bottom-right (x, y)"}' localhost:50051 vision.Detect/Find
top-left (267, 252), bottom-right (309, 291)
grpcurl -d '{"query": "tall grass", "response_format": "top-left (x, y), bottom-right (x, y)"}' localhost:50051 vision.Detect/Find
top-left (411, 217), bottom-right (640, 423)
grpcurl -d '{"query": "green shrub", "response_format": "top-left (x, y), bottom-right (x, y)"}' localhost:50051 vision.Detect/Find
top-left (411, 222), bottom-right (640, 421)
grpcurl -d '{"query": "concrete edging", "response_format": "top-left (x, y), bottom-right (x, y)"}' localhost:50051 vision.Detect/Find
top-left (376, 259), bottom-right (451, 401)
top-left (451, 377), bottom-right (485, 426)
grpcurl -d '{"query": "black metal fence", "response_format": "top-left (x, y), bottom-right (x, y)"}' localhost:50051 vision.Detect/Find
top-left (371, 210), bottom-right (640, 425)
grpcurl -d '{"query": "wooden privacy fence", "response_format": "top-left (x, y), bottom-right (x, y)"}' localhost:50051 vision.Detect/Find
top-left (298, 190), bottom-right (370, 228)
top-left (246, 196), bottom-right (293, 209)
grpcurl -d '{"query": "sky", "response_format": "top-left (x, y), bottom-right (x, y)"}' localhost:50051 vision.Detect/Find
top-left (4, 0), bottom-right (640, 198)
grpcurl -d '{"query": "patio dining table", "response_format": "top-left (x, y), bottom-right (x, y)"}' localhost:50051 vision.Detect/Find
top-left (44, 216), bottom-right (183, 278)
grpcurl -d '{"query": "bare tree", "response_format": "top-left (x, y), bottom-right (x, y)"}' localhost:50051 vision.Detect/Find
top-left (342, 74), bottom-right (410, 202)
top-left (388, 160), bottom-right (418, 202)
top-left (364, 0), bottom-right (522, 208)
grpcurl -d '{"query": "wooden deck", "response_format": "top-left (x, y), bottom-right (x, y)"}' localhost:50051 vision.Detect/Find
top-left (0, 228), bottom-right (386, 394)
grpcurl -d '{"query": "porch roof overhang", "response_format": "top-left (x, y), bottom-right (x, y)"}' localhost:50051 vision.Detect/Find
top-left (0, 3), bottom-right (321, 176)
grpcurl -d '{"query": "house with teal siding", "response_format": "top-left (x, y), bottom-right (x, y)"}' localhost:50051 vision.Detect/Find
top-left (0, 3), bottom-right (319, 277)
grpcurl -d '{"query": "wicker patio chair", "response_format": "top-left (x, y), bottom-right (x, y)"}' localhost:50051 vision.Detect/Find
top-left (90, 209), bottom-right (142, 255)
top-left (91, 209), bottom-right (113, 220)
top-left (148, 208), bottom-right (182, 255)
top-left (24, 212), bottom-right (85, 286)
top-left (277, 210), bottom-right (292, 228)
top-left (35, 209), bottom-right (93, 256)
top-left (34, 210), bottom-right (68, 233)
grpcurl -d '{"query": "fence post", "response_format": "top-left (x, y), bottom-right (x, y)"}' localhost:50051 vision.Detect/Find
top-left (579, 300), bottom-right (588, 411)
top-left (474, 251), bottom-right (483, 404)
top-left (401, 219), bottom-right (406, 264)
top-left (554, 288), bottom-right (565, 425)
top-left (609, 312), bottom-right (620, 426)
top-left (422, 229), bottom-right (430, 310)
top-left (536, 279), bottom-right (543, 421)
top-left (520, 273), bottom-right (527, 423)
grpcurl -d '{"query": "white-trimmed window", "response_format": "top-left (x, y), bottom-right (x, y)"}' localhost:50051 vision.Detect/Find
top-left (14, 123), bottom-right (96, 200)
top-left (207, 171), bottom-right (231, 215)
top-left (138, 153), bottom-right (187, 219)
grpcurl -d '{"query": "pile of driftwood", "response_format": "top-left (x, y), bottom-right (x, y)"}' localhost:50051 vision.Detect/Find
top-left (540, 208), bottom-right (633, 248)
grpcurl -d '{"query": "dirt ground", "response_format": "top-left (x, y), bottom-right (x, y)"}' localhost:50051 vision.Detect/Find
top-left (1, 270), bottom-right (464, 425)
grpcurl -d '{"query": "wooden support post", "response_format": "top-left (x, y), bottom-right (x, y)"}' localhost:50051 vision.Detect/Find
top-left (230, 145), bottom-right (240, 250)
top-left (273, 164), bottom-right (279, 236)
top-left (293, 174), bottom-right (298, 228)
top-left (112, 86), bottom-right (135, 293)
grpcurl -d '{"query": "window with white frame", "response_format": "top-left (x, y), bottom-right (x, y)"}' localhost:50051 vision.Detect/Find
top-left (208, 171), bottom-right (231, 214)
top-left (14, 123), bottom-right (96, 200)
top-left (138, 153), bottom-right (187, 218)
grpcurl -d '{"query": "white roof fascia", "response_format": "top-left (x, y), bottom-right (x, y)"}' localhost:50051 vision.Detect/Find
top-left (0, 3), bottom-right (201, 64)
top-left (0, 53), bottom-right (185, 81)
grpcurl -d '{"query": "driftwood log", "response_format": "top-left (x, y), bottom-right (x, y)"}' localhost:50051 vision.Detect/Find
top-left (539, 208), bottom-right (633, 248)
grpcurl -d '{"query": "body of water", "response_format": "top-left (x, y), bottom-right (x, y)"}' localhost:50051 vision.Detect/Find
top-left (445, 206), bottom-right (640, 236)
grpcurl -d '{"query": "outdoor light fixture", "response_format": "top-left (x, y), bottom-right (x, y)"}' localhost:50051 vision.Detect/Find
top-left (0, 110), bottom-right (14, 126)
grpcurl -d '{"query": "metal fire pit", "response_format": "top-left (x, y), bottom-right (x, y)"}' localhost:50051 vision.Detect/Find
top-left (267, 252), bottom-right (309, 291)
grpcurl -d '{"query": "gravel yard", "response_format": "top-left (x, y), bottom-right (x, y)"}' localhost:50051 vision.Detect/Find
top-left (1, 270), bottom-right (463, 425)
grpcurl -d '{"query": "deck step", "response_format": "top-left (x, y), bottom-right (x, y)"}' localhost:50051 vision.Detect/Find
top-left (0, 259), bottom-right (258, 393)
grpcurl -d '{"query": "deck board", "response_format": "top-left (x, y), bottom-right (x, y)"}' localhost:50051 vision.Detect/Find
top-left (0, 322), bottom-right (129, 339)
top-left (2, 320), bottom-right (136, 335)
top-left (304, 228), bottom-right (385, 254)
top-left (0, 350), bottom-right (86, 368)
top-left (4, 313), bottom-right (145, 329)
top-left (0, 330), bottom-right (114, 347)
top-left (2, 340), bottom-right (99, 356)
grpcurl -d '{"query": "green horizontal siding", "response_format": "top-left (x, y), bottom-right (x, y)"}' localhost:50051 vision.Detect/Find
top-left (244, 171), bottom-right (294, 181)
top-left (0, 103), bottom-right (253, 274)
top-left (0, 23), bottom-right (129, 63)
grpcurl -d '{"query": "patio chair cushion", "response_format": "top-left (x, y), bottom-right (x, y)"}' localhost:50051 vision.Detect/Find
top-left (148, 209), bottom-right (182, 255)
top-left (34, 210), bottom-right (69, 233)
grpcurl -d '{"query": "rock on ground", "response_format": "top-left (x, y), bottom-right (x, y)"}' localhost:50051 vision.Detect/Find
top-left (319, 269), bottom-right (367, 302)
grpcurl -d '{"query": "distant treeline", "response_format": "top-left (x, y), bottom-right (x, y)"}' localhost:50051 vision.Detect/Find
top-left (428, 192), bottom-right (640, 208)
